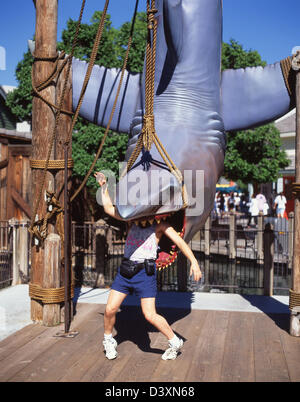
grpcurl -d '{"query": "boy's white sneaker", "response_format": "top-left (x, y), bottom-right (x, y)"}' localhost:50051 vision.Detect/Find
top-left (161, 338), bottom-right (183, 360)
top-left (103, 337), bottom-right (118, 360)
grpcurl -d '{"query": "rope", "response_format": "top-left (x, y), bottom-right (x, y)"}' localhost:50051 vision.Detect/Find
top-left (31, 191), bottom-right (64, 244)
top-left (280, 56), bottom-right (296, 104)
top-left (70, 0), bottom-right (140, 203)
top-left (292, 182), bottom-right (300, 199)
top-left (29, 0), bottom-right (86, 242)
top-left (30, 159), bottom-right (74, 170)
top-left (29, 283), bottom-right (74, 304)
top-left (123, 0), bottom-right (188, 208)
top-left (31, 51), bottom-right (73, 116)
top-left (289, 289), bottom-right (300, 311)
top-left (64, 0), bottom-right (110, 149)
top-left (29, 0), bottom-right (139, 240)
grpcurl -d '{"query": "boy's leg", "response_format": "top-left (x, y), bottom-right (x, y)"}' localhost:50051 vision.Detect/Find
top-left (141, 297), bottom-right (183, 360)
top-left (103, 289), bottom-right (127, 360)
top-left (140, 297), bottom-right (174, 340)
top-left (104, 289), bottom-right (128, 335)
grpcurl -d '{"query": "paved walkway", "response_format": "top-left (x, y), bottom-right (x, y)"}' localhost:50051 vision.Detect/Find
top-left (0, 284), bottom-right (290, 342)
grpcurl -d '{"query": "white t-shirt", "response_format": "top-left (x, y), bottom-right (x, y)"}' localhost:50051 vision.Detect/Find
top-left (274, 195), bottom-right (287, 209)
top-left (124, 223), bottom-right (158, 262)
top-left (249, 198), bottom-right (259, 216)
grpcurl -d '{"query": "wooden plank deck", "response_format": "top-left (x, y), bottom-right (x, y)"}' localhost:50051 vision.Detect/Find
top-left (0, 302), bottom-right (300, 382)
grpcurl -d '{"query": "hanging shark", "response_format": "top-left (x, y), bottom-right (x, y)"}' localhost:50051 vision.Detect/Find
top-left (72, 0), bottom-right (294, 266)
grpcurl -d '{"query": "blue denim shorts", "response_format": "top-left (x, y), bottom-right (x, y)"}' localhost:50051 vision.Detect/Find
top-left (111, 266), bottom-right (157, 299)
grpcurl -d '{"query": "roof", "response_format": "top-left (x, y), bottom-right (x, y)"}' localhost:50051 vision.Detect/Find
top-left (0, 85), bottom-right (16, 100)
top-left (275, 109), bottom-right (296, 134)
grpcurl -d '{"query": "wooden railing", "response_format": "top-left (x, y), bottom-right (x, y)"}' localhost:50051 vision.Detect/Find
top-left (3, 214), bottom-right (294, 295)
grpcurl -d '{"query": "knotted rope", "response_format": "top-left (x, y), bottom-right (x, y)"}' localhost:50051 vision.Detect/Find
top-left (29, 0), bottom-right (140, 242)
top-left (29, 0), bottom-right (87, 242)
top-left (124, 0), bottom-right (188, 208)
top-left (289, 289), bottom-right (300, 311)
top-left (31, 191), bottom-right (64, 245)
top-left (281, 56), bottom-right (296, 106)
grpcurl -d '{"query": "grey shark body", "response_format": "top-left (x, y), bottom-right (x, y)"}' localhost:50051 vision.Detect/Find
top-left (72, 0), bottom-right (293, 242)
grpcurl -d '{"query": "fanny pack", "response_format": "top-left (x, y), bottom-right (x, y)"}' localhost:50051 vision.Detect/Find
top-left (120, 258), bottom-right (156, 279)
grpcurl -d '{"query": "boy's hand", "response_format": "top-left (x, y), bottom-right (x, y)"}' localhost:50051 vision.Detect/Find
top-left (190, 261), bottom-right (202, 282)
top-left (94, 172), bottom-right (106, 187)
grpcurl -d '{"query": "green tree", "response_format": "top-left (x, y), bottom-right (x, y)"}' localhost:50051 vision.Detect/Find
top-left (221, 39), bottom-right (289, 189)
top-left (6, 50), bottom-right (33, 121)
top-left (6, 11), bottom-right (147, 219)
top-left (222, 39), bottom-right (266, 71)
top-left (6, 11), bottom-right (146, 205)
top-left (224, 124), bottom-right (289, 191)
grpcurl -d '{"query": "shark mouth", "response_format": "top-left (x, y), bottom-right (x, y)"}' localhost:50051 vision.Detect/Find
top-left (115, 163), bottom-right (187, 269)
top-left (130, 209), bottom-right (186, 270)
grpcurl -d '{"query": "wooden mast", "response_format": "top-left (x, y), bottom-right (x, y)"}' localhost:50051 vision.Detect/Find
top-left (31, 0), bottom-right (58, 322)
top-left (291, 51), bottom-right (300, 336)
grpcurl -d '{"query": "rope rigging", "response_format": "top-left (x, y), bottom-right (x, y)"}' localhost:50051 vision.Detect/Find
top-left (29, 0), bottom-right (187, 248)
top-left (123, 0), bottom-right (188, 209)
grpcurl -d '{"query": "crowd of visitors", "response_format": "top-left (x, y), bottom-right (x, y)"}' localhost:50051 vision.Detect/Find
top-left (214, 190), bottom-right (287, 226)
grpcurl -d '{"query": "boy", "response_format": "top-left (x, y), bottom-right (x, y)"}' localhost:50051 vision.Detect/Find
top-left (95, 172), bottom-right (202, 360)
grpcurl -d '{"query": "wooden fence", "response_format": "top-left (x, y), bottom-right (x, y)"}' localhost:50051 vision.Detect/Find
top-left (2, 213), bottom-right (294, 295)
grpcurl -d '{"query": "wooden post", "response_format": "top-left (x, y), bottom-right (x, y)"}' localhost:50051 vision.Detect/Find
top-left (288, 212), bottom-right (294, 271)
top-left (204, 216), bottom-right (210, 257)
top-left (229, 212), bottom-right (236, 260)
top-left (9, 218), bottom-right (19, 286)
top-left (177, 252), bottom-right (188, 292)
top-left (290, 52), bottom-right (300, 335)
top-left (31, 0), bottom-right (58, 322)
top-left (204, 217), bottom-right (210, 291)
top-left (263, 223), bottom-right (274, 296)
top-left (43, 233), bottom-right (61, 326)
top-left (257, 212), bottom-right (264, 289)
top-left (19, 220), bottom-right (29, 283)
top-left (0, 138), bottom-right (8, 220)
top-left (257, 212), bottom-right (264, 261)
top-left (55, 49), bottom-right (73, 325)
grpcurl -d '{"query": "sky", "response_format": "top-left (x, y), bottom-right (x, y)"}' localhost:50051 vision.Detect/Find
top-left (0, 0), bottom-right (300, 87)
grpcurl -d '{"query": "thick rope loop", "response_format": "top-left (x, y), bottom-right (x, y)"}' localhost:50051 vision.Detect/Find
top-left (292, 182), bottom-right (300, 199)
top-left (30, 158), bottom-right (74, 170)
top-left (29, 283), bottom-right (74, 304)
top-left (289, 289), bottom-right (300, 311)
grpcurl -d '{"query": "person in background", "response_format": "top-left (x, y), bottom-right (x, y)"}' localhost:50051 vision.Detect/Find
top-left (248, 193), bottom-right (259, 226)
top-left (228, 192), bottom-right (235, 212)
top-left (274, 192), bottom-right (287, 218)
top-left (256, 192), bottom-right (267, 216)
top-left (225, 193), bottom-right (230, 214)
top-left (240, 193), bottom-right (249, 215)
top-left (234, 192), bottom-right (241, 213)
top-left (263, 201), bottom-right (269, 216)
top-left (219, 192), bottom-right (225, 218)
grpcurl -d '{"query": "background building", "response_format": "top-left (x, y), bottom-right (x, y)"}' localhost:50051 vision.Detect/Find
top-left (275, 109), bottom-right (296, 214)
top-left (0, 85), bottom-right (32, 220)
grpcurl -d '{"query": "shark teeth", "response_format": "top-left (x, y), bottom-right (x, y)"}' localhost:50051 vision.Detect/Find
top-left (133, 213), bottom-right (173, 226)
